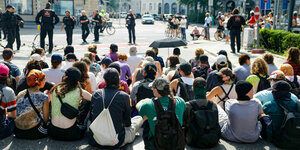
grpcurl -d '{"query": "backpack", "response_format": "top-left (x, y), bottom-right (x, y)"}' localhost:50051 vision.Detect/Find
top-left (216, 84), bottom-right (234, 109)
top-left (136, 79), bottom-right (154, 102)
top-left (0, 88), bottom-right (5, 126)
top-left (177, 78), bottom-right (194, 102)
top-left (256, 74), bottom-right (270, 93)
top-left (152, 98), bottom-right (185, 150)
top-left (285, 75), bottom-right (300, 98)
top-left (89, 90), bottom-right (120, 146)
top-left (193, 66), bottom-right (209, 79)
top-left (272, 98), bottom-right (300, 149)
top-left (185, 100), bottom-right (220, 148)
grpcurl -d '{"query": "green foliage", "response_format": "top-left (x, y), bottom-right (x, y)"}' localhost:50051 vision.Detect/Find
top-left (259, 29), bottom-right (300, 54)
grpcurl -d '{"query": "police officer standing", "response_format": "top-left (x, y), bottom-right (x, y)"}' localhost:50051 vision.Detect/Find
top-left (79, 10), bottom-right (89, 44)
top-left (2, 5), bottom-right (17, 49)
top-left (91, 10), bottom-right (102, 43)
top-left (61, 10), bottom-right (75, 45)
top-left (0, 8), bottom-right (5, 40)
top-left (35, 2), bottom-right (59, 54)
top-left (13, 7), bottom-right (24, 51)
top-left (227, 8), bottom-right (245, 53)
top-left (125, 9), bottom-right (136, 44)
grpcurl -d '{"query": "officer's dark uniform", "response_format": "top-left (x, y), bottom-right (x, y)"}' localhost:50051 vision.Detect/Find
top-left (15, 14), bottom-right (24, 50)
top-left (35, 9), bottom-right (59, 54)
top-left (92, 14), bottom-right (102, 42)
top-left (227, 14), bottom-right (245, 53)
top-left (2, 10), bottom-right (17, 49)
top-left (126, 13), bottom-right (136, 44)
top-left (0, 11), bottom-right (4, 39)
top-left (80, 15), bottom-right (89, 42)
top-left (63, 16), bottom-right (74, 45)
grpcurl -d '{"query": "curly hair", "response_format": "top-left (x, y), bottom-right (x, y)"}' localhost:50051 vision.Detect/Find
top-left (286, 47), bottom-right (300, 64)
top-left (251, 58), bottom-right (268, 75)
top-left (118, 53), bottom-right (128, 61)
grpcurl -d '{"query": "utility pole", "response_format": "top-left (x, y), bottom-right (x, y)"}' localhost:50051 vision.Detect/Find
top-left (287, 0), bottom-right (295, 31)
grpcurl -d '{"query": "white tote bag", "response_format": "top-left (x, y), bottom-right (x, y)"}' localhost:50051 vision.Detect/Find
top-left (90, 90), bottom-right (120, 146)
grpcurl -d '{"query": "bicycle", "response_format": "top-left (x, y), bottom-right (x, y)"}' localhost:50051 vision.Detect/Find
top-left (32, 33), bottom-right (64, 52)
top-left (214, 30), bottom-right (225, 41)
top-left (89, 21), bottom-right (115, 35)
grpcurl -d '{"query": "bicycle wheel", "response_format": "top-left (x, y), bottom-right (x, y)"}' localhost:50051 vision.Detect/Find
top-left (214, 32), bottom-right (222, 41)
top-left (32, 34), bottom-right (40, 49)
top-left (106, 26), bottom-right (116, 35)
top-left (90, 24), bottom-right (94, 34)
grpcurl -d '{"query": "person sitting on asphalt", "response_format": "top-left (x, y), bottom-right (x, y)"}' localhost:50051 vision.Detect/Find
top-left (63, 45), bottom-right (74, 57)
top-left (105, 44), bottom-right (119, 62)
top-left (190, 26), bottom-right (201, 40)
top-left (89, 68), bottom-right (144, 149)
top-left (96, 57), bottom-right (112, 85)
top-left (206, 55), bottom-right (228, 91)
top-left (233, 54), bottom-right (251, 81)
top-left (164, 56), bottom-right (180, 76)
top-left (81, 58), bottom-right (98, 93)
top-left (116, 53), bottom-right (132, 85)
top-left (98, 62), bottom-right (130, 94)
top-left (142, 50), bottom-right (162, 76)
top-left (170, 63), bottom-right (194, 102)
top-left (207, 68), bottom-right (237, 109)
top-left (152, 48), bottom-right (164, 70)
top-left (0, 63), bottom-right (16, 140)
top-left (72, 61), bottom-right (92, 94)
top-left (1, 62), bottom-right (17, 93)
top-left (189, 48), bottom-right (204, 68)
top-left (42, 54), bottom-right (64, 85)
top-left (48, 67), bottom-right (92, 141)
top-left (136, 77), bottom-right (186, 150)
top-left (87, 44), bottom-right (101, 62)
top-left (127, 46), bottom-right (143, 74)
top-left (246, 58), bottom-right (270, 93)
top-left (61, 53), bottom-right (77, 71)
top-left (2, 48), bottom-right (21, 84)
top-left (14, 70), bottom-right (50, 139)
top-left (219, 81), bottom-right (263, 143)
top-left (283, 47), bottom-right (300, 76)
top-left (262, 53), bottom-right (278, 75)
top-left (30, 48), bottom-right (48, 69)
top-left (132, 58), bottom-right (154, 86)
top-left (212, 50), bottom-right (232, 70)
top-left (260, 80), bottom-right (298, 142)
top-left (166, 48), bottom-right (186, 68)
top-left (192, 54), bottom-right (212, 80)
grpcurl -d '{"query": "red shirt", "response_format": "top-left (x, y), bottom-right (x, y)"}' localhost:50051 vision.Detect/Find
top-left (248, 16), bottom-right (256, 27)
top-left (284, 61), bottom-right (300, 76)
top-left (98, 80), bottom-right (130, 93)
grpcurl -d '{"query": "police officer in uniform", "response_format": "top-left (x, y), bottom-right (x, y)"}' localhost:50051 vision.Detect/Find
top-left (227, 8), bottom-right (245, 53)
top-left (91, 10), bottom-right (102, 42)
top-left (2, 5), bottom-right (17, 49)
top-left (35, 2), bottom-right (59, 54)
top-left (0, 8), bottom-right (5, 40)
top-left (79, 10), bottom-right (89, 44)
top-left (61, 10), bottom-right (74, 45)
top-left (13, 7), bottom-right (24, 51)
top-left (125, 9), bottom-right (136, 44)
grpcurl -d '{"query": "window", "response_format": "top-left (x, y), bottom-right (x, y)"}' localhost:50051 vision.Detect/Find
top-left (171, 3), bottom-right (177, 14)
top-left (143, 3), bottom-right (146, 10)
top-left (149, 3), bottom-right (152, 11)
top-left (6, 0), bottom-right (33, 15)
top-left (53, 0), bottom-right (74, 16)
top-left (164, 3), bottom-right (169, 14)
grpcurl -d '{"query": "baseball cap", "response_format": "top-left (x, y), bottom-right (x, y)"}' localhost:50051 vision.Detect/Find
top-left (0, 63), bottom-right (9, 78)
top-left (217, 50), bottom-right (228, 56)
top-left (199, 55), bottom-right (208, 63)
top-left (152, 77), bottom-right (170, 91)
top-left (144, 63), bottom-right (157, 76)
top-left (66, 53), bottom-right (77, 60)
top-left (30, 54), bottom-right (41, 61)
top-left (110, 44), bottom-right (118, 52)
top-left (129, 47), bottom-right (137, 56)
top-left (216, 68), bottom-right (233, 77)
top-left (6, 5), bottom-right (14, 9)
top-left (2, 49), bottom-right (13, 59)
top-left (267, 70), bottom-right (286, 80)
top-left (65, 67), bottom-right (81, 82)
top-left (173, 48), bottom-right (181, 55)
top-left (99, 57), bottom-right (113, 66)
top-left (216, 55), bottom-right (227, 65)
top-left (104, 68), bottom-right (119, 82)
top-left (179, 63), bottom-right (192, 75)
top-left (108, 62), bottom-right (121, 74)
top-left (271, 80), bottom-right (291, 92)
top-left (51, 54), bottom-right (63, 62)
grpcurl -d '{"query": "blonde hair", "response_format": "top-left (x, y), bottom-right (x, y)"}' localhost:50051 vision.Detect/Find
top-left (206, 13), bottom-right (210, 17)
top-left (195, 48), bottom-right (204, 58)
top-left (251, 58), bottom-right (268, 75)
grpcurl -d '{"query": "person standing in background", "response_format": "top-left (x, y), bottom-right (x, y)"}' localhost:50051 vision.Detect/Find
top-left (91, 10), bottom-right (102, 43)
top-left (126, 9), bottom-right (136, 44)
top-left (13, 7), bottom-right (24, 51)
top-left (180, 16), bottom-right (187, 40)
top-left (227, 8), bottom-right (245, 53)
top-left (2, 5), bottom-right (17, 49)
top-left (80, 10), bottom-right (89, 44)
top-left (204, 13), bottom-right (211, 40)
top-left (0, 8), bottom-right (6, 40)
top-left (61, 10), bottom-right (75, 45)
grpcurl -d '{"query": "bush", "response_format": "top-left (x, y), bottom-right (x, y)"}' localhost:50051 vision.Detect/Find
top-left (259, 29), bottom-right (300, 54)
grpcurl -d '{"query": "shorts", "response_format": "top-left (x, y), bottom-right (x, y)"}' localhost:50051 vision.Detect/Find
top-left (217, 28), bottom-right (224, 33)
top-left (225, 30), bottom-right (230, 36)
top-left (172, 25), bottom-right (178, 29)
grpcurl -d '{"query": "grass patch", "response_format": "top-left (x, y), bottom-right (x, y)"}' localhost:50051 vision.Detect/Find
top-left (267, 49), bottom-right (288, 57)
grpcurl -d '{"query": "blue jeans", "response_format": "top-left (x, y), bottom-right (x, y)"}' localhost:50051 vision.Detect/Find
top-left (181, 27), bottom-right (186, 40)
top-left (0, 118), bottom-right (15, 139)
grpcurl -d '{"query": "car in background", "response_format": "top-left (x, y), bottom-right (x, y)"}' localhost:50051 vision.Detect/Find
top-left (155, 14), bottom-right (163, 20)
top-left (151, 14), bottom-right (158, 20)
top-left (142, 14), bottom-right (154, 24)
top-left (120, 12), bottom-right (128, 18)
top-left (136, 13), bottom-right (142, 19)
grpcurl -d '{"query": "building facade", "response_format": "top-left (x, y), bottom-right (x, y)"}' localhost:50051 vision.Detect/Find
top-left (141, 0), bottom-right (162, 15)
top-left (163, 0), bottom-right (186, 15)
top-left (1, 0), bottom-right (101, 21)
top-left (131, 0), bottom-right (141, 14)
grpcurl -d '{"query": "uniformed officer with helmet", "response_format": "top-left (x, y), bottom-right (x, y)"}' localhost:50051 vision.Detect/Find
top-left (61, 10), bottom-right (75, 45)
top-left (91, 10), bottom-right (102, 43)
top-left (35, 2), bottom-right (59, 54)
top-left (227, 8), bottom-right (245, 53)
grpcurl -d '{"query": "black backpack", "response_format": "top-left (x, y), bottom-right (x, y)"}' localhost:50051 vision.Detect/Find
top-left (272, 98), bottom-right (300, 149)
top-left (185, 100), bottom-right (220, 148)
top-left (177, 78), bottom-right (194, 102)
top-left (193, 66), bottom-right (209, 80)
top-left (285, 75), bottom-right (300, 98)
top-left (152, 98), bottom-right (185, 150)
top-left (136, 79), bottom-right (154, 102)
top-left (216, 84), bottom-right (234, 109)
top-left (256, 74), bottom-right (271, 92)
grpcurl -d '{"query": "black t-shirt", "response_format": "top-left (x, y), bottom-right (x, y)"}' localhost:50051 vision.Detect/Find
top-left (63, 16), bottom-right (74, 28)
top-left (227, 15), bottom-right (245, 31)
top-left (2, 11), bottom-right (17, 30)
top-left (126, 14), bottom-right (135, 26)
top-left (93, 14), bottom-right (102, 27)
top-left (35, 9), bottom-right (59, 27)
top-left (80, 15), bottom-right (89, 27)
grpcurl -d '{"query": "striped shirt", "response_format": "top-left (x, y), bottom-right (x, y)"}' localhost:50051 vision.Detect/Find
top-left (0, 85), bottom-right (16, 127)
top-left (284, 61), bottom-right (300, 76)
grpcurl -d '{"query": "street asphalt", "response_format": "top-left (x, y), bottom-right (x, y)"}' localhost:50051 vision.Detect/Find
top-left (0, 19), bottom-right (286, 150)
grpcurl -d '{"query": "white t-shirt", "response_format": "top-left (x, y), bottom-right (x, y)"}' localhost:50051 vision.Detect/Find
top-left (180, 19), bottom-right (187, 28)
top-left (61, 61), bottom-right (75, 71)
top-left (88, 72), bottom-right (97, 92)
top-left (204, 17), bottom-right (212, 27)
top-left (42, 68), bottom-right (65, 85)
top-left (127, 55), bottom-right (143, 73)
